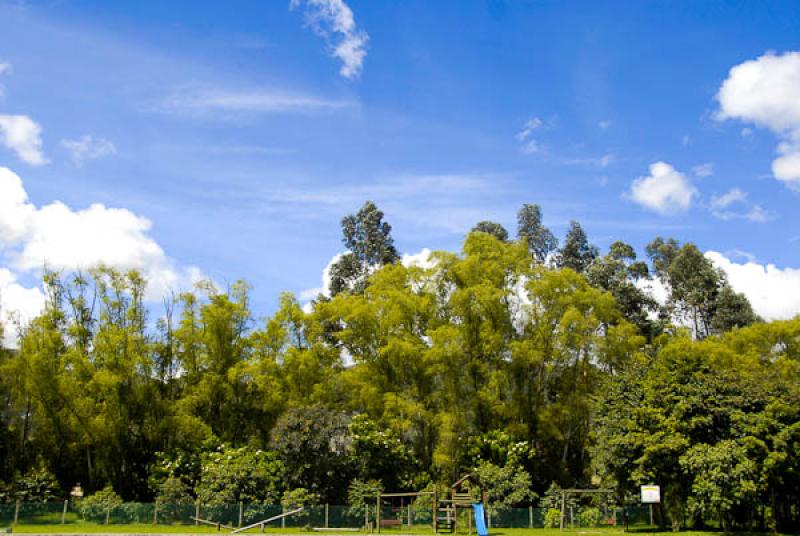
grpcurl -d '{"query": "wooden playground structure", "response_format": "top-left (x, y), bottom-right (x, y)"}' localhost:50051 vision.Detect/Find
top-left (376, 474), bottom-right (487, 535)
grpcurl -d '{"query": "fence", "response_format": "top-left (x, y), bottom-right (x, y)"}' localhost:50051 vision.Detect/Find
top-left (0, 502), bottom-right (657, 530)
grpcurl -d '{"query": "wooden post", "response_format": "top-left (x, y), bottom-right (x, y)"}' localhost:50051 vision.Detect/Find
top-left (238, 502), bottom-right (243, 528)
top-left (560, 492), bottom-right (566, 531)
top-left (153, 500), bottom-right (159, 525)
top-left (195, 501), bottom-right (200, 526)
top-left (365, 504), bottom-right (369, 531)
top-left (376, 494), bottom-right (381, 534)
top-left (487, 505), bottom-right (491, 529)
top-left (62, 499), bottom-right (69, 524)
top-left (432, 488), bottom-right (437, 534)
top-left (260, 522), bottom-right (265, 533)
top-left (529, 505), bottom-right (533, 529)
top-left (105, 507), bottom-right (110, 525)
top-left (281, 506), bottom-right (285, 529)
top-left (408, 500), bottom-right (412, 527)
top-left (13, 500), bottom-right (20, 525)
top-left (325, 503), bottom-right (329, 528)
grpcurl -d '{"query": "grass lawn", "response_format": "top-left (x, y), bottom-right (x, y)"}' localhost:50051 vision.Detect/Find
top-left (3, 526), bottom-right (798, 536)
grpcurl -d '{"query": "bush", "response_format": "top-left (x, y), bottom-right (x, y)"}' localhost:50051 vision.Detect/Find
top-left (13, 465), bottom-right (61, 502)
top-left (75, 485), bottom-right (123, 522)
top-left (578, 507), bottom-right (601, 527)
top-left (544, 508), bottom-right (562, 528)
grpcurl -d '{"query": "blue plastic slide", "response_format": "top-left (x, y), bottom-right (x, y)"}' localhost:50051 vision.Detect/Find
top-left (472, 503), bottom-right (488, 536)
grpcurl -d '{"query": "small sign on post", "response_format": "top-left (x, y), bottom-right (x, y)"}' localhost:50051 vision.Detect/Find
top-left (640, 485), bottom-right (660, 504)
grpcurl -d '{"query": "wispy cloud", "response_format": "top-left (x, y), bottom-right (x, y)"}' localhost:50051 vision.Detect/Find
top-left (61, 135), bottom-right (116, 166)
top-left (516, 116), bottom-right (543, 154)
top-left (158, 86), bottom-right (355, 117)
top-left (709, 187), bottom-right (772, 223)
top-left (692, 163), bottom-right (713, 178)
top-left (290, 0), bottom-right (369, 80)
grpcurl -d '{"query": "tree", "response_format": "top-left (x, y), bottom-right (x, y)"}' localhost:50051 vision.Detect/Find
top-left (555, 221), bottom-right (598, 273)
top-left (517, 204), bottom-right (557, 263)
top-left (195, 445), bottom-right (284, 505)
top-left (587, 241), bottom-right (661, 339)
top-left (645, 238), bottom-right (758, 338)
top-left (329, 201), bottom-right (399, 295)
top-left (270, 406), bottom-right (353, 503)
top-left (471, 221), bottom-right (509, 242)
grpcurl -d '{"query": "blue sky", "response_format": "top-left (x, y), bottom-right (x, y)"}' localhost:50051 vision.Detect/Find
top-left (1, 0), bottom-right (800, 327)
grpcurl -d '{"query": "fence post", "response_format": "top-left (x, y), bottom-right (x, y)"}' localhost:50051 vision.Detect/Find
top-left (13, 500), bottom-right (20, 525)
top-left (281, 506), bottom-right (285, 529)
top-left (153, 500), bottom-right (159, 525)
top-left (195, 500), bottom-right (200, 526)
top-left (325, 503), bottom-right (329, 528)
top-left (529, 506), bottom-right (533, 529)
top-left (62, 499), bottom-right (69, 524)
top-left (238, 502), bottom-right (243, 528)
top-left (105, 507), bottom-right (110, 525)
top-left (487, 505), bottom-right (492, 529)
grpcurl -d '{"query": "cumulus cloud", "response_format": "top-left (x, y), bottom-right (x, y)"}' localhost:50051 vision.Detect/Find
top-left (716, 51), bottom-right (800, 188)
top-left (0, 167), bottom-right (202, 301)
top-left (706, 251), bottom-right (800, 320)
top-left (0, 114), bottom-right (47, 165)
top-left (709, 188), bottom-right (771, 222)
top-left (61, 135), bottom-right (116, 166)
top-left (290, 0), bottom-right (369, 79)
top-left (0, 268), bottom-right (45, 347)
top-left (628, 162), bottom-right (697, 214)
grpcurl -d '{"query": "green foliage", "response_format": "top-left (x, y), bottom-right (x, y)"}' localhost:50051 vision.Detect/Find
top-left (346, 478), bottom-right (383, 517)
top-left (76, 485), bottom-right (123, 520)
top-left (12, 465), bottom-right (62, 502)
top-left (577, 507), bottom-right (601, 527)
top-left (270, 406), bottom-right (352, 503)
top-left (0, 204), bottom-right (784, 531)
top-left (281, 487), bottom-right (320, 508)
top-left (471, 221), bottom-right (510, 242)
top-left (544, 508), bottom-right (562, 528)
top-left (473, 461), bottom-right (536, 509)
top-left (195, 445), bottom-right (284, 505)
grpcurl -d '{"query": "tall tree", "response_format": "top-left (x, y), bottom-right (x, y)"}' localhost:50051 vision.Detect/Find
top-left (471, 220), bottom-right (510, 242)
top-left (555, 221), bottom-right (598, 273)
top-left (517, 204), bottom-right (557, 263)
top-left (329, 201), bottom-right (399, 295)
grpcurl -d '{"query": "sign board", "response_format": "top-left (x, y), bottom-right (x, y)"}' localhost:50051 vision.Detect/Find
top-left (641, 485), bottom-right (660, 504)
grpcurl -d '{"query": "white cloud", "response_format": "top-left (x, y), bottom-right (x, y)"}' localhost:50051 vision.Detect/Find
top-left (716, 51), bottom-right (800, 188)
top-left (0, 167), bottom-right (202, 301)
top-left (709, 188), bottom-right (772, 222)
top-left (0, 268), bottom-right (45, 347)
top-left (628, 161), bottom-right (697, 214)
top-left (516, 117), bottom-right (545, 154)
top-left (401, 248), bottom-right (435, 270)
top-left (0, 61), bottom-right (10, 99)
top-left (562, 153), bottom-right (614, 168)
top-left (692, 163), bottom-right (713, 178)
top-left (710, 187), bottom-right (747, 210)
top-left (516, 117), bottom-right (542, 142)
top-left (61, 135), bottom-right (116, 166)
top-left (290, 0), bottom-right (369, 79)
top-left (160, 87), bottom-right (353, 117)
top-left (706, 251), bottom-right (800, 320)
top-left (0, 114), bottom-right (47, 165)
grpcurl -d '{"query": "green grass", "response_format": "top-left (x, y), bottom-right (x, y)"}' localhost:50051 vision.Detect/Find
top-left (3, 526), bottom-right (798, 536)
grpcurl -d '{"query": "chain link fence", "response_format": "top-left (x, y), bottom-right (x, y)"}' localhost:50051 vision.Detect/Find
top-left (0, 502), bottom-right (656, 530)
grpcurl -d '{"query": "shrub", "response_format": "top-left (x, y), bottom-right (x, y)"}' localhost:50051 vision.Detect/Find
top-left (578, 507), bottom-right (601, 527)
top-left (544, 508), bottom-right (562, 528)
top-left (76, 485), bottom-right (122, 522)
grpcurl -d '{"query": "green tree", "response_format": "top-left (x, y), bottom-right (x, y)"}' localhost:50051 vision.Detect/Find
top-left (471, 221), bottom-right (509, 242)
top-left (517, 203), bottom-right (557, 263)
top-left (555, 221), bottom-right (598, 273)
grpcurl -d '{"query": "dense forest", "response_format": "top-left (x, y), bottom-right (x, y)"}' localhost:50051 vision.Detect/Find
top-left (0, 201), bottom-right (798, 531)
